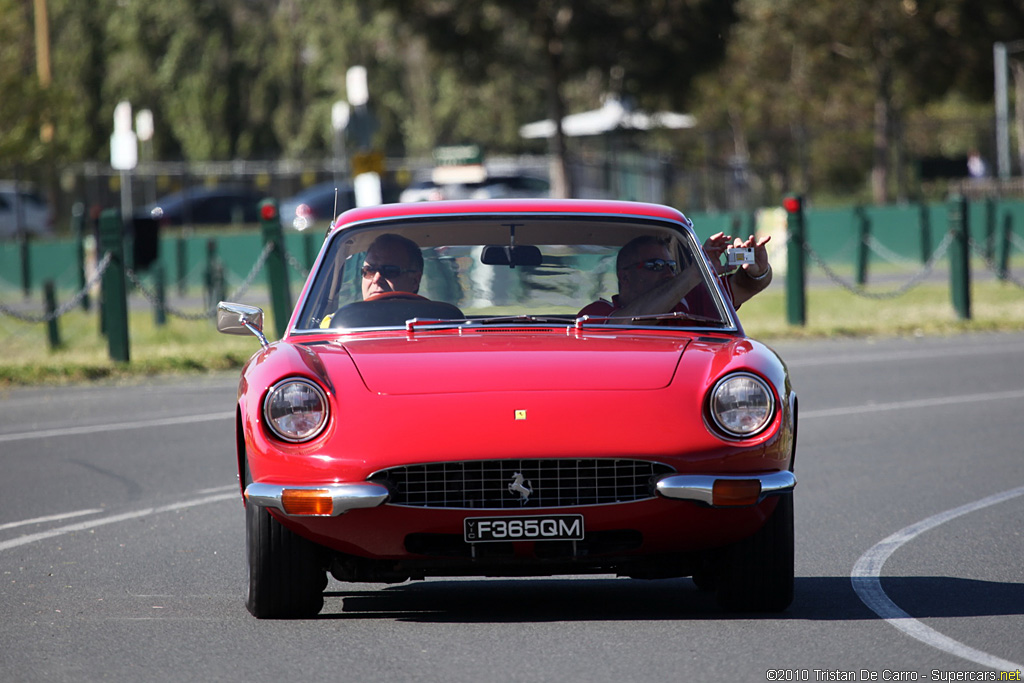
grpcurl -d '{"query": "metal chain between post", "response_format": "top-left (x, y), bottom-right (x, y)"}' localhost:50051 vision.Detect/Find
top-left (967, 235), bottom-right (1024, 289)
top-left (0, 251), bottom-right (114, 323)
top-left (801, 229), bottom-right (956, 300)
top-left (283, 249), bottom-right (310, 278)
top-left (865, 235), bottom-right (920, 267)
top-left (125, 241), bottom-right (277, 320)
top-left (1011, 232), bottom-right (1024, 254)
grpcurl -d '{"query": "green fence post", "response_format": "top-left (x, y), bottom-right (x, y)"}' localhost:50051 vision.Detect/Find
top-left (997, 211), bottom-right (1011, 281)
top-left (176, 236), bottom-right (187, 297)
top-left (44, 280), bottom-right (61, 350)
top-left (784, 195), bottom-right (806, 326)
top-left (19, 231), bottom-right (31, 298)
top-left (72, 202), bottom-right (91, 311)
top-left (919, 203), bottom-right (932, 264)
top-left (855, 206), bottom-right (870, 287)
top-left (948, 195), bottom-right (971, 321)
top-left (154, 264), bottom-right (167, 326)
top-left (98, 208), bottom-right (130, 362)
top-left (212, 259), bottom-right (226, 308)
top-left (984, 198), bottom-right (996, 262)
top-left (260, 198), bottom-right (291, 339)
top-left (204, 239), bottom-right (218, 310)
top-left (304, 232), bottom-right (316, 271)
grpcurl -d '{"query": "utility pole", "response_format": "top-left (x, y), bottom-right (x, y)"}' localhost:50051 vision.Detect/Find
top-left (994, 40), bottom-right (1024, 179)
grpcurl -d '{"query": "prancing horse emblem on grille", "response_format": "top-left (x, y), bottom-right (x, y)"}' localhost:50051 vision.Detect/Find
top-left (508, 472), bottom-right (533, 503)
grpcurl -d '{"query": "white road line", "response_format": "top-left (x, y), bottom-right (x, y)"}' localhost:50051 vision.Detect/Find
top-left (0, 411), bottom-right (234, 444)
top-left (0, 491), bottom-right (237, 552)
top-left (0, 508), bottom-right (104, 532)
top-left (802, 388), bottom-right (1024, 420)
top-left (851, 486), bottom-right (1024, 672)
top-left (785, 342), bottom-right (1024, 368)
top-left (196, 485), bottom-right (237, 495)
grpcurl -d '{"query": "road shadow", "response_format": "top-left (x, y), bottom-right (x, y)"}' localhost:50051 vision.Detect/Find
top-left (312, 575), bottom-right (1024, 623)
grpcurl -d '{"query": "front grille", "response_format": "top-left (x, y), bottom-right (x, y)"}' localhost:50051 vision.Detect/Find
top-left (369, 459), bottom-right (674, 509)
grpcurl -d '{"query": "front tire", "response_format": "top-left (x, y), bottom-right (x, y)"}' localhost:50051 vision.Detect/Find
top-left (245, 487), bottom-right (326, 618)
top-left (715, 494), bottom-right (794, 612)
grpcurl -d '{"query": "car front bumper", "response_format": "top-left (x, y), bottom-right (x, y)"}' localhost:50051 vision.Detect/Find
top-left (244, 470), bottom-right (795, 517)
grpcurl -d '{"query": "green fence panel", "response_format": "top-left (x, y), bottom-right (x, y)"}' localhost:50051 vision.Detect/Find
top-left (3, 198), bottom-right (1023, 298)
top-left (862, 205), bottom-right (929, 262)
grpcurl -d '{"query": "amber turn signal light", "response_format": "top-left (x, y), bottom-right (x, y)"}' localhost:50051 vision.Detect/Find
top-left (281, 489), bottom-right (333, 516)
top-left (711, 479), bottom-right (761, 507)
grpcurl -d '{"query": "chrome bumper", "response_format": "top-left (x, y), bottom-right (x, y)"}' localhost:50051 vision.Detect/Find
top-left (244, 482), bottom-right (389, 517)
top-left (655, 471), bottom-right (796, 507)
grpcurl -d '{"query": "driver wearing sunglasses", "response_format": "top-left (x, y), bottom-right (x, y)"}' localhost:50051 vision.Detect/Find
top-left (360, 233), bottom-right (424, 299)
top-left (321, 232), bottom-right (465, 328)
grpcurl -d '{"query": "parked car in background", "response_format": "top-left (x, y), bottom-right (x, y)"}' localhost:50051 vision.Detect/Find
top-left (140, 185), bottom-right (267, 226)
top-left (397, 180), bottom-right (445, 203)
top-left (399, 174), bottom-right (550, 202)
top-left (0, 182), bottom-right (53, 239)
top-left (218, 198), bottom-right (797, 619)
top-left (280, 180), bottom-right (401, 232)
top-left (463, 174), bottom-right (551, 199)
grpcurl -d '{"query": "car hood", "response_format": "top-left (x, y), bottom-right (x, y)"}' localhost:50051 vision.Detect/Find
top-left (330, 332), bottom-right (691, 395)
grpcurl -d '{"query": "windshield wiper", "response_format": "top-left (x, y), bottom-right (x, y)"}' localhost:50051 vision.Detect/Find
top-left (574, 311), bottom-right (729, 329)
top-left (468, 315), bottom-right (576, 325)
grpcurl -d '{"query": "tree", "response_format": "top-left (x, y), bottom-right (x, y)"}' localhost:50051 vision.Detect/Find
top-left (692, 0), bottom-right (1024, 204)
top-left (0, 0), bottom-right (56, 163)
top-left (380, 0), bottom-right (738, 197)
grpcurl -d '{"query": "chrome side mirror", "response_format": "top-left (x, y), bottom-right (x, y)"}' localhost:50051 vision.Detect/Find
top-left (217, 302), bottom-right (269, 347)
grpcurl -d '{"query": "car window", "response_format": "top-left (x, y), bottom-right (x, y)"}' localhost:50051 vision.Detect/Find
top-left (292, 217), bottom-right (732, 332)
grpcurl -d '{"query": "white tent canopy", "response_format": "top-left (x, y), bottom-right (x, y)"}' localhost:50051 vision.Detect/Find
top-left (519, 94), bottom-right (696, 139)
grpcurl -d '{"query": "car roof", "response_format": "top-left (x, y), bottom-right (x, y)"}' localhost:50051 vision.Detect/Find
top-left (332, 198), bottom-right (687, 230)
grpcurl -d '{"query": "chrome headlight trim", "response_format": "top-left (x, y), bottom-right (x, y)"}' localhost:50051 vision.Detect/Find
top-left (263, 378), bottom-right (330, 443)
top-left (707, 371), bottom-right (775, 439)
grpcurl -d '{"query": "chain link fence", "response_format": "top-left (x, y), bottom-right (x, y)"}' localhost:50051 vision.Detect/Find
top-left (0, 252), bottom-right (114, 324)
top-left (0, 202), bottom-right (1021, 352)
top-left (795, 209), bottom-right (1023, 299)
top-left (124, 241), bottom-right (278, 321)
top-left (0, 239), bottom-right (313, 341)
top-left (801, 230), bottom-right (958, 300)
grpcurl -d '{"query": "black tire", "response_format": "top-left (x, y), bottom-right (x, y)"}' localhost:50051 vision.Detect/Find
top-left (244, 463), bottom-right (326, 619)
top-left (715, 494), bottom-right (794, 612)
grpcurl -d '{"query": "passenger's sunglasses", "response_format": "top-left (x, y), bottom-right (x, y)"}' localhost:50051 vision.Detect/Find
top-left (620, 258), bottom-right (678, 273)
top-left (361, 264), bottom-right (415, 279)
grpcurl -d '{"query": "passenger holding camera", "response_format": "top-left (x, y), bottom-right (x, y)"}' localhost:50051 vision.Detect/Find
top-left (577, 232), bottom-right (771, 320)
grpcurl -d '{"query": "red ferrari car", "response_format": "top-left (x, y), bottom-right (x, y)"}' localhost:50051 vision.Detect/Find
top-left (218, 199), bottom-right (797, 618)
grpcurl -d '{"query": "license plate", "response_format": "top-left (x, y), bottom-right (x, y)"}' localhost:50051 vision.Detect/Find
top-left (464, 514), bottom-right (584, 543)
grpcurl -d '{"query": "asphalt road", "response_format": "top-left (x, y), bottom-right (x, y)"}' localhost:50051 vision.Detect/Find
top-left (1, 332), bottom-right (1022, 683)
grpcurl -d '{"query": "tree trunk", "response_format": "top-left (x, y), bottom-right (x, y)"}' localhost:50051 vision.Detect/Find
top-left (871, 91), bottom-right (891, 204)
top-left (540, 4), bottom-right (573, 198)
top-left (546, 47), bottom-right (571, 198)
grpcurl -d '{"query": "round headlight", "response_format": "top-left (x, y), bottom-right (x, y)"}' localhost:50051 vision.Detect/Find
top-left (709, 372), bottom-right (774, 438)
top-left (263, 379), bottom-right (329, 442)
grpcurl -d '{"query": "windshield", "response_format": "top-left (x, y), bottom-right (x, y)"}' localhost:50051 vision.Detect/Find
top-left (292, 214), bottom-right (736, 332)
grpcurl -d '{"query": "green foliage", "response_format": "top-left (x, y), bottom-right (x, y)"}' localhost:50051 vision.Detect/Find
top-left (0, 0), bottom-right (1020, 204)
top-left (0, 0), bottom-right (52, 161)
